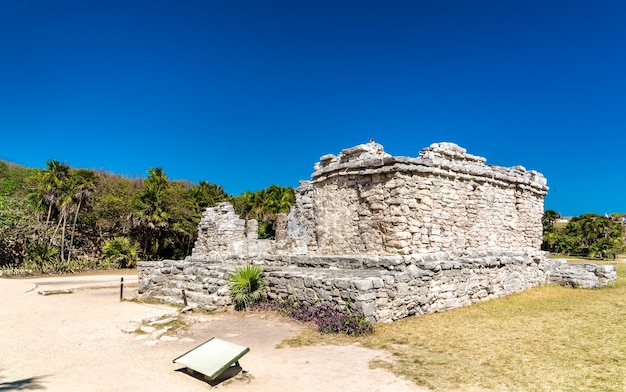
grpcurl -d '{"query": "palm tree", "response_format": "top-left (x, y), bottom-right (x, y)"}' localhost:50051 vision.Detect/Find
top-left (542, 210), bottom-right (560, 233)
top-left (189, 180), bottom-right (228, 210)
top-left (228, 264), bottom-right (266, 310)
top-left (33, 160), bottom-right (71, 259)
top-left (67, 169), bottom-right (98, 262)
top-left (56, 180), bottom-right (76, 262)
top-left (268, 185), bottom-right (295, 214)
top-left (134, 167), bottom-right (171, 257)
top-left (39, 160), bottom-right (70, 226)
top-left (231, 191), bottom-right (256, 221)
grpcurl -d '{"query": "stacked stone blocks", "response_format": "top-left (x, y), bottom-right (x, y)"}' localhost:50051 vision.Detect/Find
top-left (138, 141), bottom-right (616, 323)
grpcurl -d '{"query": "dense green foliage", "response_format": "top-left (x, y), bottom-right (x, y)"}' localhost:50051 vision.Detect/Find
top-left (102, 237), bottom-right (140, 268)
top-left (4, 157), bottom-right (621, 273)
top-left (231, 185), bottom-right (295, 238)
top-left (0, 159), bottom-right (295, 273)
top-left (542, 210), bottom-right (625, 259)
top-left (0, 196), bottom-right (36, 266)
top-left (0, 161), bottom-right (37, 197)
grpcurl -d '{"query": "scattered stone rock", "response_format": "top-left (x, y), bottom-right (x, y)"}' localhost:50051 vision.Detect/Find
top-left (38, 289), bottom-right (75, 296)
top-left (152, 327), bottom-right (172, 339)
top-left (121, 321), bottom-right (142, 333)
top-left (139, 326), bottom-right (156, 334)
top-left (149, 317), bottom-right (176, 326)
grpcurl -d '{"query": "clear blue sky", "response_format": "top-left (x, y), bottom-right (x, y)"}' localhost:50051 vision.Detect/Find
top-left (1, 1), bottom-right (624, 217)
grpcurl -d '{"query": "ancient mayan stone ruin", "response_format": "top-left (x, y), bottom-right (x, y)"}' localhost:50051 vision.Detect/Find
top-left (138, 141), bottom-right (617, 322)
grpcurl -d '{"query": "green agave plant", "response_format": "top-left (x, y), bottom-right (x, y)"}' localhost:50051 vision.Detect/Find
top-left (228, 264), bottom-right (266, 311)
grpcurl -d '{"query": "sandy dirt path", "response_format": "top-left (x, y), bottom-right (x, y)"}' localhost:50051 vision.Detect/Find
top-left (0, 274), bottom-right (425, 392)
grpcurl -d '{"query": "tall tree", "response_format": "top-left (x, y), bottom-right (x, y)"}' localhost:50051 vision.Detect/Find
top-left (231, 191), bottom-right (256, 221)
top-left (161, 180), bottom-right (200, 259)
top-left (90, 172), bottom-right (141, 240)
top-left (29, 160), bottom-right (71, 264)
top-left (56, 179), bottom-right (76, 262)
top-left (541, 210), bottom-right (561, 251)
top-left (39, 160), bottom-right (71, 226)
top-left (67, 169), bottom-right (98, 262)
top-left (189, 180), bottom-right (228, 210)
top-left (542, 210), bottom-right (560, 233)
top-left (231, 185), bottom-right (295, 239)
top-left (561, 214), bottom-right (623, 258)
top-left (134, 167), bottom-right (171, 257)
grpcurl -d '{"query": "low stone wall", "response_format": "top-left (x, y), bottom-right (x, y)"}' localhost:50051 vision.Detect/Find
top-left (138, 261), bottom-right (233, 311)
top-left (546, 261), bottom-right (617, 288)
top-left (138, 252), bottom-right (616, 323)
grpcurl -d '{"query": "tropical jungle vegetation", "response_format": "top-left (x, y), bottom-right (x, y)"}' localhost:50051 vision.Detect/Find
top-left (0, 159), bottom-right (294, 273)
top-left (1, 158), bottom-right (624, 274)
top-left (542, 210), bottom-right (625, 259)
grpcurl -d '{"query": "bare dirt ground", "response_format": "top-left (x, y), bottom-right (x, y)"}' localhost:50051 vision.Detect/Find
top-left (0, 274), bottom-right (425, 392)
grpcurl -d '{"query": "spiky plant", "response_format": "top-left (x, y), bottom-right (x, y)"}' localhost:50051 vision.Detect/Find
top-left (23, 241), bottom-right (60, 272)
top-left (228, 264), bottom-right (266, 311)
top-left (102, 237), bottom-right (139, 268)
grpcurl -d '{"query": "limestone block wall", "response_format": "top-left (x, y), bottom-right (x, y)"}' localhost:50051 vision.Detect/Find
top-left (192, 203), bottom-right (276, 257)
top-left (138, 252), bottom-right (616, 323)
top-left (192, 203), bottom-right (246, 256)
top-left (137, 141), bottom-right (616, 324)
top-left (286, 141), bottom-right (547, 256)
top-left (138, 260), bottom-right (233, 311)
top-left (191, 142), bottom-right (547, 258)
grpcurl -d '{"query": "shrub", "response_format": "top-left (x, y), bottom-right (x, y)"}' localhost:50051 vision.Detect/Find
top-left (102, 237), bottom-right (139, 268)
top-left (23, 241), bottom-right (59, 271)
top-left (252, 299), bottom-right (374, 335)
top-left (228, 264), bottom-right (266, 311)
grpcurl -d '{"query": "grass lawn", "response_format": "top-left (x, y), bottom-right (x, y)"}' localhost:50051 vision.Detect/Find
top-left (282, 258), bottom-right (626, 391)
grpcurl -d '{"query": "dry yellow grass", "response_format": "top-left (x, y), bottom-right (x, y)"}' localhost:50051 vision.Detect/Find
top-left (282, 259), bottom-right (626, 391)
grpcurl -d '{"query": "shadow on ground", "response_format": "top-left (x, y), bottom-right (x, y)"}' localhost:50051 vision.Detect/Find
top-left (0, 374), bottom-right (48, 391)
top-left (175, 365), bottom-right (250, 387)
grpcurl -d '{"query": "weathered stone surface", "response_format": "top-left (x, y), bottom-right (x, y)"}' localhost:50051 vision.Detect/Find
top-left (191, 203), bottom-right (246, 257)
top-left (547, 260), bottom-right (617, 288)
top-left (287, 141), bottom-right (549, 256)
top-left (138, 141), bottom-right (616, 323)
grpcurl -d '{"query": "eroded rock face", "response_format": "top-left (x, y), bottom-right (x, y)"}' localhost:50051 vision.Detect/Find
top-left (139, 141), bottom-right (616, 323)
